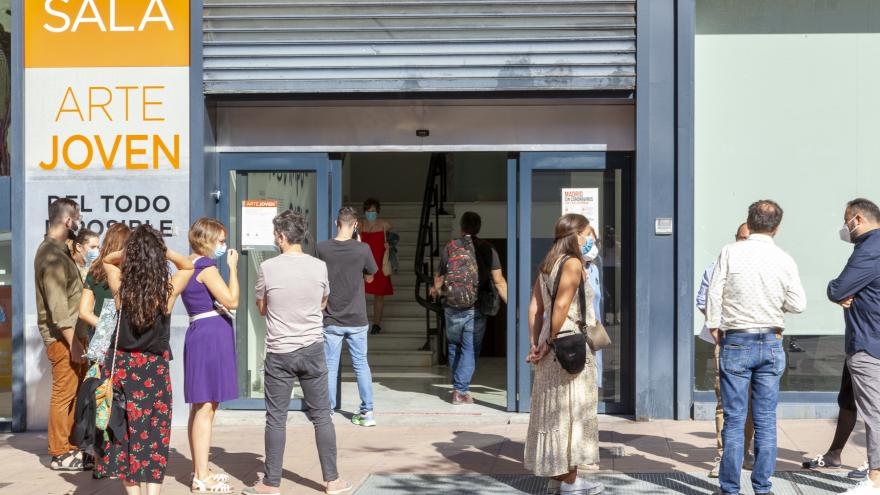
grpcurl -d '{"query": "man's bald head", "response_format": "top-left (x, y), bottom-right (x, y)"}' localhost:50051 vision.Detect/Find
top-left (735, 223), bottom-right (750, 242)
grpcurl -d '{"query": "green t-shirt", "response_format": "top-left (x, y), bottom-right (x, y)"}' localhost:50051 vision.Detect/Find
top-left (85, 273), bottom-right (113, 323)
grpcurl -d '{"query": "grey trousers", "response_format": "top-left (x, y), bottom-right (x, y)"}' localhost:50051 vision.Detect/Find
top-left (847, 351), bottom-right (880, 471)
top-left (263, 342), bottom-right (339, 487)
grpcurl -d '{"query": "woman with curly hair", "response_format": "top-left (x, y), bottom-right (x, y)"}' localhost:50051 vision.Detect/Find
top-left (79, 223), bottom-right (131, 340)
top-left (95, 225), bottom-right (194, 495)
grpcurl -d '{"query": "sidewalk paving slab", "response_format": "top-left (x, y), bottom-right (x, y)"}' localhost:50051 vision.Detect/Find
top-left (0, 417), bottom-right (869, 494)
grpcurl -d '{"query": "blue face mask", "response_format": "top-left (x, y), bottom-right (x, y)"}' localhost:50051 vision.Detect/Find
top-left (580, 237), bottom-right (594, 257)
top-left (214, 242), bottom-right (227, 259)
top-left (365, 211), bottom-right (378, 222)
top-left (85, 248), bottom-right (100, 265)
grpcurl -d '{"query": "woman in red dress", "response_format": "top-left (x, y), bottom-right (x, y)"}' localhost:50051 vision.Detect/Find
top-left (360, 198), bottom-right (394, 334)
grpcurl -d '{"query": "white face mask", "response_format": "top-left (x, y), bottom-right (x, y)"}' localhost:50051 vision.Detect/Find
top-left (582, 243), bottom-right (599, 262)
top-left (839, 217), bottom-right (857, 244)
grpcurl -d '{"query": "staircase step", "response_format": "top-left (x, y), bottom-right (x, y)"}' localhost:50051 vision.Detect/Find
top-left (342, 350), bottom-right (432, 368)
top-left (371, 317), bottom-right (438, 334)
top-left (370, 301), bottom-right (433, 318)
top-left (361, 334), bottom-right (428, 351)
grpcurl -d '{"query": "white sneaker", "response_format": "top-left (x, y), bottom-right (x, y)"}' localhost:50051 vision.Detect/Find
top-left (709, 457), bottom-right (721, 478)
top-left (844, 480), bottom-right (880, 494)
top-left (560, 478), bottom-right (604, 495)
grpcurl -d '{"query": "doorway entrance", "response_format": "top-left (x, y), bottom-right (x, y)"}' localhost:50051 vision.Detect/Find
top-left (217, 150), bottom-right (633, 414)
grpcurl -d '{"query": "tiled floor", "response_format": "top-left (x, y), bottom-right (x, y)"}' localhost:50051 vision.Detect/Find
top-left (0, 417), bottom-right (870, 494)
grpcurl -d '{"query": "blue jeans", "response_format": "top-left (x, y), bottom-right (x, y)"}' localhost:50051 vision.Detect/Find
top-left (445, 307), bottom-right (487, 394)
top-left (324, 325), bottom-right (373, 413)
top-left (718, 332), bottom-right (785, 495)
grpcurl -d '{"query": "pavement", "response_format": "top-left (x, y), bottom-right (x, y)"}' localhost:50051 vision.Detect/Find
top-left (0, 414), bottom-right (871, 494)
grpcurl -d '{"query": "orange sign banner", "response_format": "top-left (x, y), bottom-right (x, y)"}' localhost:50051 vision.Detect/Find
top-left (25, 0), bottom-right (190, 68)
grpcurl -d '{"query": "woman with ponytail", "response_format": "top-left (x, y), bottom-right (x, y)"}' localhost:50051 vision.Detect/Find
top-left (95, 225), bottom-right (194, 495)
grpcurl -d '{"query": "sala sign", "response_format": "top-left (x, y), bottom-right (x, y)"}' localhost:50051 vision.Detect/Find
top-left (42, 0), bottom-right (175, 33)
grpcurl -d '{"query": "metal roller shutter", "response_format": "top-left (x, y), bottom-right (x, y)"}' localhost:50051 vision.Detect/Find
top-left (203, 0), bottom-right (636, 94)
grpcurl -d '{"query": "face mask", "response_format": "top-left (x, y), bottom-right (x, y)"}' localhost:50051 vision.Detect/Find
top-left (580, 237), bottom-right (594, 257)
top-left (85, 247), bottom-right (100, 265)
top-left (365, 211), bottom-right (379, 222)
top-left (839, 218), bottom-right (857, 244)
top-left (214, 242), bottom-right (228, 259)
top-left (583, 243), bottom-right (599, 262)
top-left (67, 218), bottom-right (82, 240)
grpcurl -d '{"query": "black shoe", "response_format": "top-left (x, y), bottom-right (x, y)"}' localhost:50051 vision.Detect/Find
top-left (788, 338), bottom-right (806, 353)
top-left (81, 452), bottom-right (95, 471)
top-left (370, 324), bottom-right (382, 335)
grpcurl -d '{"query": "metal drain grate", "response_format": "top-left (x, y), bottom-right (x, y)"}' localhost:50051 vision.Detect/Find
top-left (354, 472), bottom-right (859, 495)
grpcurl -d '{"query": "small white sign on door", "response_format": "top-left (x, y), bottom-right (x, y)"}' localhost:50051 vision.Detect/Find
top-left (241, 200), bottom-right (279, 250)
top-left (561, 188), bottom-right (600, 234)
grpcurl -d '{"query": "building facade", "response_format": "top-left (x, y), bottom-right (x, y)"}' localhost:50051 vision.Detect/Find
top-left (1, 0), bottom-right (872, 431)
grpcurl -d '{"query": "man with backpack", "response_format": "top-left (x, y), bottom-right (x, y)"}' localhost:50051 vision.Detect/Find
top-left (431, 212), bottom-right (508, 405)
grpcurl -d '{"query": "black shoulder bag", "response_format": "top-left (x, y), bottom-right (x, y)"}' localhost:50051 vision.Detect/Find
top-left (548, 256), bottom-right (589, 374)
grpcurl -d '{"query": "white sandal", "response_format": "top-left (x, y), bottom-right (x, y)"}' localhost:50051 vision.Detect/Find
top-left (192, 477), bottom-right (233, 494)
top-left (207, 471), bottom-right (230, 483)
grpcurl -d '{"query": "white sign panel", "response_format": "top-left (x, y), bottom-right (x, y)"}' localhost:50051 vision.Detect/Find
top-left (561, 187), bottom-right (600, 234)
top-left (24, 0), bottom-right (191, 428)
top-left (242, 200), bottom-right (279, 250)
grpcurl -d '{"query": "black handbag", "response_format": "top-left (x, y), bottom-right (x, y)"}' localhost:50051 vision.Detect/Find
top-left (548, 256), bottom-right (589, 374)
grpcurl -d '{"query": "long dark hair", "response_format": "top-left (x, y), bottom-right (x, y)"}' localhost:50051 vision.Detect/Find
top-left (89, 223), bottom-right (131, 284)
top-left (120, 225), bottom-right (171, 331)
top-left (538, 213), bottom-right (589, 275)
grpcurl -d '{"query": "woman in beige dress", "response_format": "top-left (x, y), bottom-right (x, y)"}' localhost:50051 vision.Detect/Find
top-left (524, 213), bottom-right (602, 495)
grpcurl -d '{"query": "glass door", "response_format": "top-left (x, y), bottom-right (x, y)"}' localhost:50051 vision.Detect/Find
top-left (516, 152), bottom-right (634, 414)
top-left (218, 153), bottom-right (341, 410)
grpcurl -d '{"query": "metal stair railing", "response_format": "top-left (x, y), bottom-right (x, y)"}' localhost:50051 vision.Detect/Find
top-left (414, 153), bottom-right (448, 357)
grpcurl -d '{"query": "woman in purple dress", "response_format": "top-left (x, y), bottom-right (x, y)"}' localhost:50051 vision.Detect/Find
top-left (182, 218), bottom-right (239, 494)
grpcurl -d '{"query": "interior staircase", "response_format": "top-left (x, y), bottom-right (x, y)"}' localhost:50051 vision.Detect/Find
top-left (343, 201), bottom-right (455, 369)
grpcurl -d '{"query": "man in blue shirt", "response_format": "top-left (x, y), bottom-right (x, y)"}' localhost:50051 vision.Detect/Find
top-left (696, 222), bottom-right (753, 478)
top-left (828, 198), bottom-right (880, 495)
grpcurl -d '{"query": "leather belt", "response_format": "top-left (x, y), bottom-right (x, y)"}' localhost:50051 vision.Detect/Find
top-left (722, 328), bottom-right (780, 335)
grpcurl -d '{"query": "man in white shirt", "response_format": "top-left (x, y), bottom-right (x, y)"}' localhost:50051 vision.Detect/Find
top-left (696, 222), bottom-right (753, 478)
top-left (707, 200), bottom-right (807, 495)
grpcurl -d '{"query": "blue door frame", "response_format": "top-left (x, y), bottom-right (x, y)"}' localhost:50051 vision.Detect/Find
top-left (216, 153), bottom-right (341, 410)
top-left (515, 152), bottom-right (633, 414)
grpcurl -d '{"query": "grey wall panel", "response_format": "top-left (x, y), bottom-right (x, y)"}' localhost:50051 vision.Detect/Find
top-left (203, 0), bottom-right (636, 93)
top-left (634, 0), bottom-right (677, 420)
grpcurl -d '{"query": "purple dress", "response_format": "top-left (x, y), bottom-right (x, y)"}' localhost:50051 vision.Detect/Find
top-left (181, 257), bottom-right (238, 404)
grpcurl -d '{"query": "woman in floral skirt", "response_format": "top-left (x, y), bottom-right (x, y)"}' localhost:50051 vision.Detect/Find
top-left (95, 225), bottom-right (194, 495)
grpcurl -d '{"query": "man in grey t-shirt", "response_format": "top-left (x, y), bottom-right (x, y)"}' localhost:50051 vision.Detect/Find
top-left (317, 207), bottom-right (379, 427)
top-left (245, 210), bottom-right (351, 495)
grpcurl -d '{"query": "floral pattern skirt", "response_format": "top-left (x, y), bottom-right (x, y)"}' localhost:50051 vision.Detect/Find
top-left (95, 350), bottom-right (172, 483)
